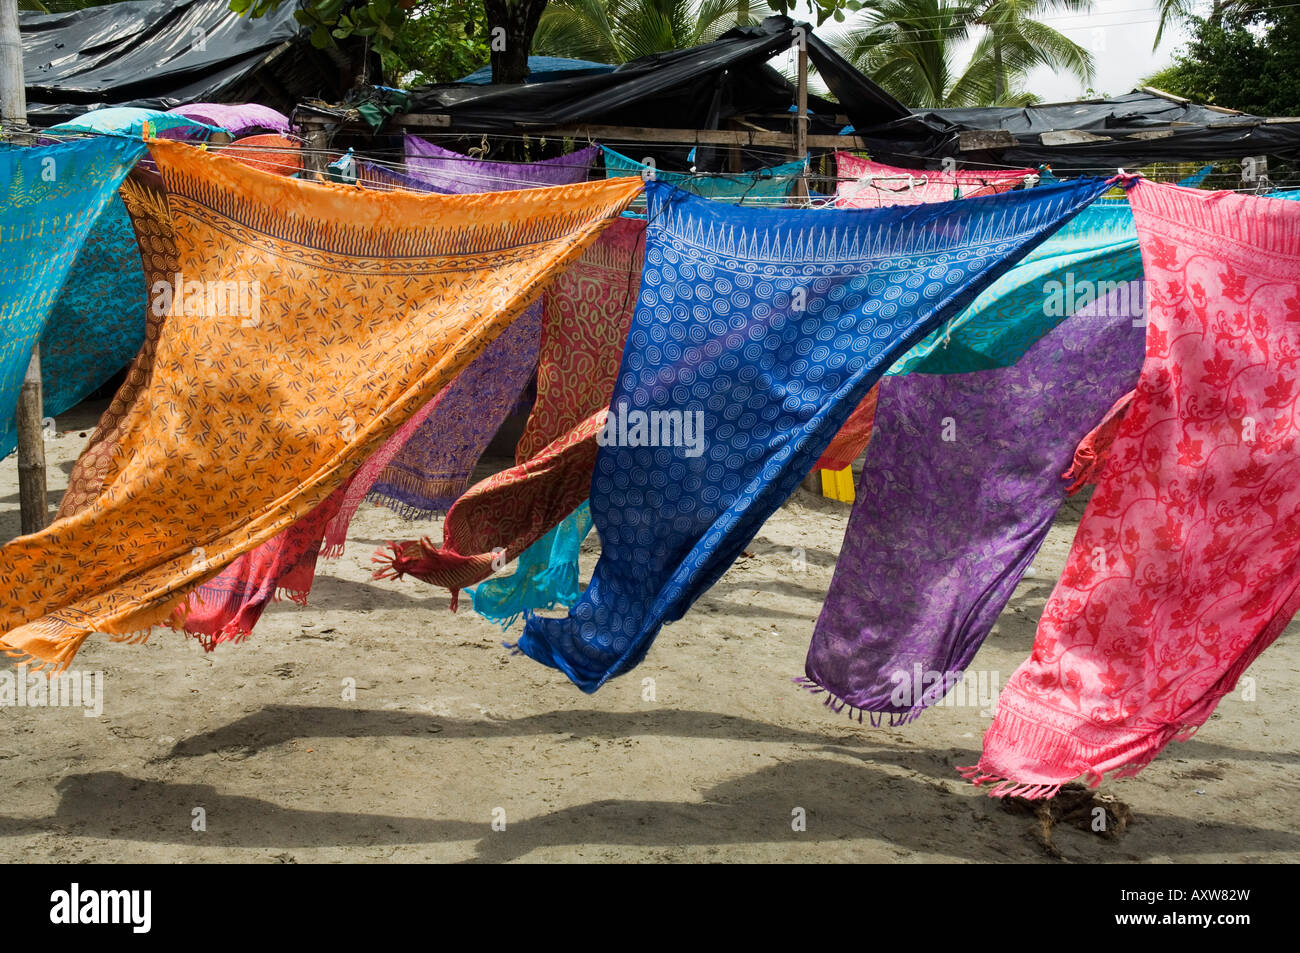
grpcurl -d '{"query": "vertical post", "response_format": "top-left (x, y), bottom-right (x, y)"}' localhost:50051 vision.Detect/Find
top-left (301, 120), bottom-right (329, 178)
top-left (791, 27), bottom-right (809, 203)
top-left (793, 29), bottom-right (818, 492)
top-left (1, 0), bottom-right (46, 535)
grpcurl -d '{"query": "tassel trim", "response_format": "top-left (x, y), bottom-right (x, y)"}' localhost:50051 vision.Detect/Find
top-left (791, 676), bottom-right (922, 727)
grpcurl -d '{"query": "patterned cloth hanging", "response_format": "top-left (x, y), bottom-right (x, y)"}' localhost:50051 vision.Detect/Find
top-left (36, 196), bottom-right (146, 440)
top-left (0, 137), bottom-right (144, 460)
top-left (512, 176), bottom-right (1117, 692)
top-left (405, 136), bottom-right (599, 192)
top-left (602, 147), bottom-right (805, 202)
top-left (888, 200), bottom-right (1140, 375)
top-left (0, 139), bottom-right (641, 671)
top-left (966, 180), bottom-right (1300, 797)
top-left (219, 135), bottom-right (303, 177)
top-left (835, 155), bottom-right (1034, 208)
top-left (374, 216), bottom-right (646, 608)
top-left (168, 103), bottom-right (291, 138)
top-left (469, 501), bottom-right (596, 629)
top-left (803, 283), bottom-right (1145, 723)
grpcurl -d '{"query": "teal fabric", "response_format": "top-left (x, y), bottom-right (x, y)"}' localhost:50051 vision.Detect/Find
top-left (38, 196), bottom-right (146, 427)
top-left (48, 107), bottom-right (220, 140)
top-left (0, 137), bottom-right (145, 457)
top-left (602, 146), bottom-right (804, 202)
top-left (468, 503), bottom-right (594, 629)
top-left (888, 200), bottom-right (1139, 375)
top-left (1177, 165), bottom-right (1213, 188)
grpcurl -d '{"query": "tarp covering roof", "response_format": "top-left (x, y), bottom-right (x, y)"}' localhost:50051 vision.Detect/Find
top-left (457, 56), bottom-right (617, 85)
top-left (405, 16), bottom-right (914, 138)
top-left (19, 0), bottom-right (333, 121)
top-left (864, 89), bottom-right (1300, 168)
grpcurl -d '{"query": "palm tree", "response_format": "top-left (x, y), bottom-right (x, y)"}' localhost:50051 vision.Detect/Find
top-left (533, 0), bottom-right (774, 63)
top-left (973, 0), bottom-right (1094, 104)
top-left (836, 0), bottom-right (1091, 107)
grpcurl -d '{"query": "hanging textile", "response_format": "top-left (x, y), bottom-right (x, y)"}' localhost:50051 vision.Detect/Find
top-left (57, 138), bottom-right (303, 518)
top-left (351, 301), bottom-right (541, 520)
top-left (374, 216), bottom-right (646, 605)
top-left (36, 196), bottom-right (147, 434)
top-left (803, 284), bottom-right (1145, 723)
top-left (469, 502), bottom-right (596, 629)
top-left (835, 154), bottom-right (1034, 208)
top-left (966, 181), bottom-right (1300, 797)
top-left (151, 147), bottom-right (544, 645)
top-left (813, 387), bottom-right (877, 472)
top-left (512, 176), bottom-right (1117, 692)
top-left (0, 139), bottom-right (641, 671)
top-left (357, 159), bottom-right (445, 193)
top-left (179, 301), bottom-right (543, 647)
top-left (219, 135), bottom-right (303, 177)
top-left (405, 135), bottom-right (598, 192)
top-left (888, 200), bottom-right (1140, 375)
top-left (0, 137), bottom-right (145, 459)
top-left (47, 108), bottom-right (219, 141)
top-left (1062, 389), bottom-right (1135, 495)
top-left (169, 103), bottom-right (291, 138)
top-left (602, 146), bottom-right (805, 201)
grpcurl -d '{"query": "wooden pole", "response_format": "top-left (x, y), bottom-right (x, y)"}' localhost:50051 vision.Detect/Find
top-left (791, 29), bottom-right (809, 203)
top-left (0, 0), bottom-right (46, 535)
top-left (792, 27), bottom-right (820, 495)
top-left (301, 120), bottom-right (329, 178)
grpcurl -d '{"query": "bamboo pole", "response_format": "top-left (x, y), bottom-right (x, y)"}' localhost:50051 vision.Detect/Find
top-left (0, 0), bottom-right (47, 535)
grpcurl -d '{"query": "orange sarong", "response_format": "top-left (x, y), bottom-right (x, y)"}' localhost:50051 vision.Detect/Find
top-left (0, 138), bottom-right (640, 669)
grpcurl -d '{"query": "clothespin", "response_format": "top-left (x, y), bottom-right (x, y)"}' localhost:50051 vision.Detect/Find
top-left (687, 146), bottom-right (697, 174)
top-left (141, 120), bottom-right (152, 141)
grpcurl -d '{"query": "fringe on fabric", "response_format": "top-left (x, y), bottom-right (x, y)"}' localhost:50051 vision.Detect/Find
top-left (791, 676), bottom-right (926, 727)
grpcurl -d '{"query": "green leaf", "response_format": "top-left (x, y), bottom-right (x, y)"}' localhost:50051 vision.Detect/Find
top-left (309, 25), bottom-right (334, 48)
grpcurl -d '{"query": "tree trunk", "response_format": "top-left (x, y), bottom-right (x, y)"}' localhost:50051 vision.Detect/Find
top-left (992, 42), bottom-right (1004, 104)
top-left (485, 0), bottom-right (549, 84)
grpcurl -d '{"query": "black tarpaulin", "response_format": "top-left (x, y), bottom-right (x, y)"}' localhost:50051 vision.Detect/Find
top-left (404, 16), bottom-right (915, 139)
top-left (861, 90), bottom-right (1300, 168)
top-left (20, 0), bottom-right (327, 120)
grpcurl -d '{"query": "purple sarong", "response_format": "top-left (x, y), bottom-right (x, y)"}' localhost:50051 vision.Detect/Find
top-left (802, 283), bottom-right (1146, 722)
top-left (404, 136), bottom-right (598, 192)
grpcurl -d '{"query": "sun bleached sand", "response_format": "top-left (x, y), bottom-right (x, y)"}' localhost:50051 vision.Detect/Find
top-left (0, 399), bottom-right (1296, 863)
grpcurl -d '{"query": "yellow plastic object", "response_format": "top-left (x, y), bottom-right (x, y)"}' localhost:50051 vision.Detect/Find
top-left (820, 465), bottom-right (855, 503)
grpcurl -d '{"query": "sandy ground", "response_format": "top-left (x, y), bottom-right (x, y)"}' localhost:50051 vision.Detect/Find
top-left (0, 398), bottom-right (1297, 864)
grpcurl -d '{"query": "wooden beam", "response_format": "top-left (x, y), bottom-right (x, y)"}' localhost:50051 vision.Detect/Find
top-left (377, 117), bottom-right (867, 150)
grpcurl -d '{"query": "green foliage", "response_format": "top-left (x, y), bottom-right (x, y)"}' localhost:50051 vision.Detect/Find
top-left (232, 0), bottom-right (489, 85)
top-left (534, 0), bottom-right (775, 64)
top-left (1141, 7), bottom-right (1300, 116)
top-left (835, 0), bottom-right (1089, 107)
